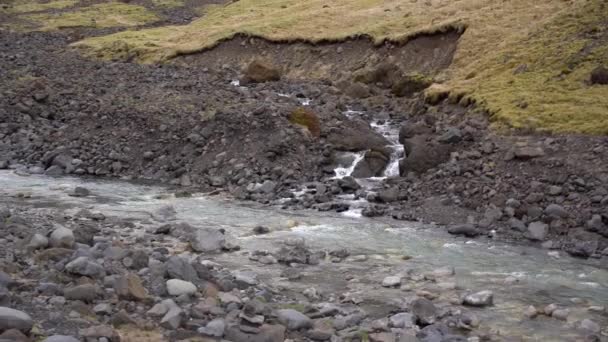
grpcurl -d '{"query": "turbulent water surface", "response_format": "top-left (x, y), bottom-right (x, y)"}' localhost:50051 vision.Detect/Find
top-left (0, 171), bottom-right (606, 340)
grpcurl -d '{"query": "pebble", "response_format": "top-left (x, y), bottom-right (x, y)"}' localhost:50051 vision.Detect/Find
top-left (381, 276), bottom-right (401, 287)
top-left (463, 291), bottom-right (494, 307)
top-left (166, 279), bottom-right (197, 296)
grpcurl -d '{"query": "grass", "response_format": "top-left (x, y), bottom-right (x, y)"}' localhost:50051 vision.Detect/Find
top-left (0, 0), bottom-right (79, 13)
top-left (20, 2), bottom-right (159, 30)
top-left (151, 0), bottom-right (184, 8)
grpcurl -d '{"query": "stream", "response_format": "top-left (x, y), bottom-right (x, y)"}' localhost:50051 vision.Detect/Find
top-left (0, 171), bottom-right (606, 340)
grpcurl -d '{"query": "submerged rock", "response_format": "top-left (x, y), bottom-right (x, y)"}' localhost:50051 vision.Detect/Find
top-left (463, 290), bottom-right (494, 307)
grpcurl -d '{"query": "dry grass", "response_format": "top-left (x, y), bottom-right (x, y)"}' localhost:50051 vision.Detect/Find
top-left (0, 0), bottom-right (78, 13)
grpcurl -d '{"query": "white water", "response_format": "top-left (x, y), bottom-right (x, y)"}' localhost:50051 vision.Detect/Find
top-left (332, 152), bottom-right (365, 179)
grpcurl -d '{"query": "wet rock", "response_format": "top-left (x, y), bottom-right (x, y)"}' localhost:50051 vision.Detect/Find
top-left (198, 318), bottom-right (226, 337)
top-left (544, 303), bottom-right (558, 316)
top-left (524, 305), bottom-right (538, 318)
top-left (27, 233), bottom-right (49, 250)
top-left (253, 226), bottom-right (270, 235)
top-left (362, 205), bottom-right (386, 217)
top-left (275, 244), bottom-right (313, 265)
top-left (381, 276), bottom-right (401, 287)
top-left (166, 279), bottom-right (197, 296)
top-left (338, 176), bottom-right (360, 191)
top-left (64, 284), bottom-right (98, 302)
top-left (0, 307), bottom-right (33, 332)
top-left (388, 312), bottom-right (415, 328)
top-left (377, 187), bottom-right (403, 203)
top-left (463, 290), bottom-right (493, 307)
top-left (447, 224), bottom-right (478, 237)
top-left (190, 227), bottom-right (226, 253)
top-left (352, 150), bottom-right (389, 178)
top-left (43, 335), bottom-right (80, 342)
top-left (277, 309), bottom-right (312, 330)
top-left (65, 257), bottom-right (104, 277)
top-left (411, 297), bottom-right (437, 325)
top-left (551, 308), bottom-right (569, 321)
top-left (114, 273), bottom-right (148, 301)
top-left (70, 186), bottom-right (90, 197)
top-left (566, 240), bottom-right (598, 258)
top-left (399, 137), bottom-right (452, 175)
top-left (242, 60), bottom-right (280, 84)
top-left (49, 226), bottom-right (75, 248)
top-left (580, 319), bottom-right (601, 333)
top-left (526, 221), bottom-right (548, 241)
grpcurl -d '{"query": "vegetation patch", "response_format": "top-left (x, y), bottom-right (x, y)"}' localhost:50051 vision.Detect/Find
top-left (22, 2), bottom-right (158, 30)
top-left (288, 107), bottom-right (321, 138)
top-left (71, 0), bottom-right (608, 134)
top-left (151, 0), bottom-right (184, 9)
top-left (0, 0), bottom-right (78, 14)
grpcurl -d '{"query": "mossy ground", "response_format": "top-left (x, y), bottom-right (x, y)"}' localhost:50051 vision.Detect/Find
top-left (1, 0), bottom-right (78, 13)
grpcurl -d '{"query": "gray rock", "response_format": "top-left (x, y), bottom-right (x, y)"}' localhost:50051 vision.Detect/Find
top-left (190, 227), bottom-right (225, 253)
top-left (381, 276), bottom-right (401, 287)
top-left (524, 306), bottom-right (538, 318)
top-left (551, 308), bottom-right (569, 321)
top-left (114, 273), bottom-right (148, 301)
top-left (166, 279), bottom-right (197, 296)
top-left (49, 226), bottom-right (75, 248)
top-left (463, 290), bottom-right (494, 307)
top-left (509, 218), bottom-right (527, 232)
top-left (93, 303), bottom-right (112, 316)
top-left (513, 146), bottom-right (544, 159)
top-left (411, 297), bottom-right (437, 325)
top-left (527, 221), bottom-right (548, 241)
top-left (160, 305), bottom-right (185, 330)
top-left (224, 323), bottom-right (285, 342)
top-left (586, 215), bottom-right (606, 233)
top-left (64, 284), bottom-right (98, 302)
top-left (276, 309), bottom-right (312, 330)
top-left (447, 224), bottom-right (478, 237)
top-left (388, 312), bottom-right (415, 328)
top-left (256, 180), bottom-right (277, 194)
top-left (545, 204), bottom-right (568, 219)
top-left (438, 128), bottom-right (462, 144)
top-left (43, 336), bottom-right (80, 342)
top-left (165, 256), bottom-right (200, 283)
top-left (580, 318), bottom-right (601, 333)
top-left (28, 233), bottom-right (49, 250)
top-left (198, 318), bottom-right (226, 337)
top-left (45, 165), bottom-right (64, 176)
top-left (65, 257), bottom-right (104, 277)
top-left (0, 307), bottom-right (33, 332)
top-left (70, 187), bottom-right (90, 197)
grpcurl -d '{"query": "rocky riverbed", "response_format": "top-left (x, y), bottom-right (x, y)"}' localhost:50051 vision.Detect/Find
top-left (0, 171), bottom-right (606, 342)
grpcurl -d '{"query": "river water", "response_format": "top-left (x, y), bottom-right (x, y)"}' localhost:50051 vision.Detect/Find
top-left (0, 171), bottom-right (606, 340)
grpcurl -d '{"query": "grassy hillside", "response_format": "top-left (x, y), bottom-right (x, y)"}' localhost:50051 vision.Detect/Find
top-left (4, 0), bottom-right (607, 134)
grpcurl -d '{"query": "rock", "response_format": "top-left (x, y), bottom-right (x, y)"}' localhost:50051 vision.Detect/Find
top-left (345, 82), bottom-right (371, 99)
top-left (580, 318), bottom-right (601, 333)
top-left (381, 276), bottom-right (401, 287)
top-left (161, 305), bottom-right (185, 330)
top-left (463, 291), bottom-right (493, 307)
top-left (114, 273), bottom-right (148, 301)
top-left (352, 150), bottom-right (390, 178)
top-left (70, 187), bottom-right (90, 197)
top-left (586, 215), bottom-right (607, 234)
top-left (391, 74), bottom-right (432, 97)
top-left (0, 329), bottom-right (29, 342)
top-left (377, 187), bottom-right (402, 203)
top-left (526, 221), bottom-right (548, 241)
top-left (399, 136), bottom-right (452, 175)
top-left (28, 233), bottom-right (49, 250)
top-left (338, 176), bottom-right (360, 191)
top-left (49, 226), bottom-right (75, 248)
top-left (513, 146), bottom-right (544, 159)
top-left (369, 332), bottom-right (396, 342)
top-left (551, 308), bottom-right (569, 321)
top-left (165, 256), bottom-right (200, 283)
top-left (544, 303), bottom-right (558, 316)
top-left (224, 323), bottom-right (285, 342)
top-left (65, 257), bottom-right (104, 277)
top-left (166, 279), bottom-right (197, 296)
top-left (111, 310), bottom-right (136, 327)
top-left (437, 128), bottom-right (462, 144)
top-left (388, 312), bottom-right (415, 328)
top-left (190, 227), bottom-right (226, 253)
top-left (64, 284), bottom-right (98, 302)
top-left (590, 65), bottom-right (608, 85)
top-left (79, 325), bottom-right (120, 341)
top-left (411, 297), bottom-right (437, 325)
top-left (242, 60), bottom-right (281, 83)
top-left (198, 318), bottom-right (225, 337)
top-left (253, 226), bottom-right (270, 235)
top-left (276, 309), bottom-right (312, 330)
top-left (43, 335), bottom-right (80, 342)
top-left (0, 307), bottom-right (33, 332)
top-left (45, 165), bottom-right (63, 176)
top-left (524, 305), bottom-right (538, 318)
top-left (544, 204), bottom-right (567, 219)
top-left (93, 303), bottom-right (112, 316)
top-left (447, 224), bottom-right (478, 237)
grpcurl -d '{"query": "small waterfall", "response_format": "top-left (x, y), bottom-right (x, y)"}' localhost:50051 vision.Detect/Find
top-left (332, 152), bottom-right (365, 179)
top-left (370, 120), bottom-right (404, 178)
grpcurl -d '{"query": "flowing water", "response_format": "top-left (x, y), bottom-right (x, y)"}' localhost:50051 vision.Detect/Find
top-left (0, 171), bottom-right (606, 340)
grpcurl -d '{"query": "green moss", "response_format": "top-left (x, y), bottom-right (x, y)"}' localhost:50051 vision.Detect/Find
top-left (288, 107), bottom-right (321, 138)
top-left (22, 2), bottom-right (159, 30)
top-left (1, 0), bottom-right (78, 14)
top-left (151, 0), bottom-right (184, 8)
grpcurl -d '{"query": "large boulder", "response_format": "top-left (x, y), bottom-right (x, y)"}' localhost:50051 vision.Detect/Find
top-left (0, 307), bottom-right (33, 333)
top-left (327, 119), bottom-right (389, 152)
top-left (399, 136), bottom-right (452, 175)
top-left (49, 226), bottom-right (75, 248)
top-left (276, 309), bottom-right (312, 330)
top-left (351, 149), bottom-right (390, 178)
top-left (241, 60), bottom-right (280, 84)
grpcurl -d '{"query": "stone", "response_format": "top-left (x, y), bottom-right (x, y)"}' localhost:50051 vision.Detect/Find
top-left (544, 204), bottom-right (568, 219)
top-left (161, 306), bottom-right (185, 330)
top-left (198, 318), bottom-right (225, 337)
top-left (190, 228), bottom-right (225, 253)
top-left (447, 224), bottom-right (479, 237)
top-left (43, 335), bottom-right (80, 342)
top-left (65, 257), bottom-right (104, 277)
top-left (79, 325), bottom-right (119, 341)
top-left (526, 221), bottom-right (548, 241)
top-left (276, 309), bottom-right (312, 330)
top-left (543, 303), bottom-right (558, 315)
top-left (49, 226), bottom-right (75, 248)
top-left (411, 297), bottom-right (437, 325)
top-left (381, 276), bottom-right (401, 287)
top-left (111, 310), bottom-right (136, 327)
top-left (388, 312), bottom-right (415, 328)
top-left (242, 60), bottom-right (281, 83)
top-left (345, 82), bottom-right (371, 99)
top-left (369, 332), bottom-right (396, 342)
top-left (70, 187), bottom-right (90, 197)
top-left (0, 329), bottom-right (29, 342)
top-left (399, 136), bottom-right (452, 175)
top-left (463, 291), bottom-right (494, 307)
top-left (64, 284), bottom-right (98, 302)
top-left (0, 307), bottom-right (33, 332)
top-left (513, 147), bottom-right (544, 159)
top-left (93, 303), bottom-right (112, 316)
top-left (28, 233), bottom-right (49, 250)
top-left (438, 128), bottom-right (462, 144)
top-left (551, 308), bottom-right (569, 321)
top-left (166, 279), bottom-right (197, 296)
top-left (580, 319), bottom-right (601, 333)
top-left (590, 65), bottom-right (608, 85)
top-left (165, 256), bottom-right (200, 283)
top-left (524, 306), bottom-right (538, 318)
top-left (224, 323), bottom-right (285, 342)
top-left (114, 273), bottom-right (148, 301)
top-left (252, 226), bottom-right (270, 235)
